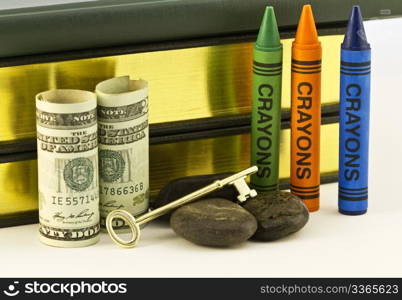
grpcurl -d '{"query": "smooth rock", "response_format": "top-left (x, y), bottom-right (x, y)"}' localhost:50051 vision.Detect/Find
top-left (243, 191), bottom-right (309, 241)
top-left (170, 198), bottom-right (257, 247)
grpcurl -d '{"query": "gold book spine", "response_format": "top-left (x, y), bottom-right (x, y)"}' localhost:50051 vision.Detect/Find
top-left (0, 35), bottom-right (342, 143)
top-left (0, 123), bottom-right (338, 222)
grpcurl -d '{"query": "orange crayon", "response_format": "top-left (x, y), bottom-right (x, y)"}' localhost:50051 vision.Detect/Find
top-left (290, 5), bottom-right (322, 212)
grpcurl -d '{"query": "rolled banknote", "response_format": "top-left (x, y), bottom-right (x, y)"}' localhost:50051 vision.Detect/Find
top-left (36, 90), bottom-right (99, 247)
top-left (96, 76), bottom-right (149, 232)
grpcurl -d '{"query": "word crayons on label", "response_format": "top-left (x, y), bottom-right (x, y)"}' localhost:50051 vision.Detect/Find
top-left (251, 6), bottom-right (283, 192)
top-left (290, 5), bottom-right (322, 212)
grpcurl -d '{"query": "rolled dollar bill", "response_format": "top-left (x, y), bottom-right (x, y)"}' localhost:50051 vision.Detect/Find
top-left (96, 76), bottom-right (149, 232)
top-left (36, 90), bottom-right (99, 247)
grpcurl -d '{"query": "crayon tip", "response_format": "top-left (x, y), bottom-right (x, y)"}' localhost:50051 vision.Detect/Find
top-left (294, 5), bottom-right (319, 45)
top-left (342, 5), bottom-right (370, 50)
top-left (255, 6), bottom-right (281, 51)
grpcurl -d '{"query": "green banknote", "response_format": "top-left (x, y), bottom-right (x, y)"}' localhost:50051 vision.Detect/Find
top-left (36, 89), bottom-right (100, 247)
top-left (96, 76), bottom-right (149, 232)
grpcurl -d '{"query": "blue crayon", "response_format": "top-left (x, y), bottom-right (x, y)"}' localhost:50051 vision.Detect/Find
top-left (338, 6), bottom-right (371, 215)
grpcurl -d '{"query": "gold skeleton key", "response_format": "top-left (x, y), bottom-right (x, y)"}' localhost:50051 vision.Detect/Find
top-left (106, 166), bottom-right (258, 248)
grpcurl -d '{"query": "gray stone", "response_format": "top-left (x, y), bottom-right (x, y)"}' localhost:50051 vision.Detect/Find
top-left (170, 198), bottom-right (257, 247)
top-left (243, 191), bottom-right (309, 241)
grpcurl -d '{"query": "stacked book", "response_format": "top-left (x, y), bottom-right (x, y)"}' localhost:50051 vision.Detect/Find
top-left (0, 0), bottom-right (399, 227)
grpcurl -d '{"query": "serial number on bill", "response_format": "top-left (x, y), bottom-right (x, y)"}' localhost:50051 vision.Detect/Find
top-left (100, 183), bottom-right (144, 196)
top-left (51, 194), bottom-right (98, 205)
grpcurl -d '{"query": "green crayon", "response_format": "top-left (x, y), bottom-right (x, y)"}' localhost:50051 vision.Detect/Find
top-left (250, 6), bottom-right (283, 192)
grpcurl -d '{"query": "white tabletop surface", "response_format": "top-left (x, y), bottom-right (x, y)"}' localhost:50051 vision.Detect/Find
top-left (1, 18), bottom-right (402, 278)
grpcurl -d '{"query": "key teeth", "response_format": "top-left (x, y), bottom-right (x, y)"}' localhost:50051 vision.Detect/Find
top-left (232, 177), bottom-right (256, 203)
top-left (250, 189), bottom-right (258, 198)
top-left (237, 189), bottom-right (257, 202)
top-left (237, 195), bottom-right (247, 202)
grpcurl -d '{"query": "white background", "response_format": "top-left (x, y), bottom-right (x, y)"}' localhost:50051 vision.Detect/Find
top-left (1, 18), bottom-right (402, 277)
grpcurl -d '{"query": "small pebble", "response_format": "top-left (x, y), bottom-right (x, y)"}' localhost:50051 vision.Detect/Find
top-left (243, 191), bottom-right (309, 241)
top-left (170, 198), bottom-right (257, 247)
